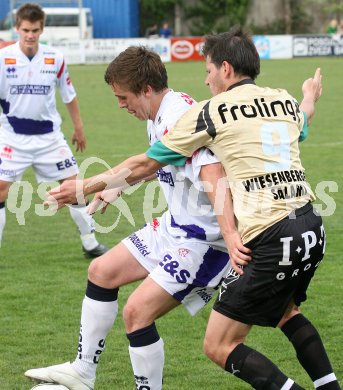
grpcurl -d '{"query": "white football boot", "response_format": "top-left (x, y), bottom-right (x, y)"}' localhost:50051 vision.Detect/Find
top-left (25, 362), bottom-right (94, 390)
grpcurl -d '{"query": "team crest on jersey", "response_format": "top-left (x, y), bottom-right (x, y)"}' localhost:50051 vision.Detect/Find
top-left (178, 248), bottom-right (190, 257)
top-left (1, 146), bottom-right (13, 159)
top-left (5, 58), bottom-right (16, 65)
top-left (44, 58), bottom-right (55, 65)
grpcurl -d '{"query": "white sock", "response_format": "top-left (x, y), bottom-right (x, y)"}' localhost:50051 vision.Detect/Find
top-left (72, 296), bottom-right (118, 379)
top-left (0, 205), bottom-right (6, 247)
top-left (68, 205), bottom-right (99, 250)
top-left (129, 338), bottom-right (164, 390)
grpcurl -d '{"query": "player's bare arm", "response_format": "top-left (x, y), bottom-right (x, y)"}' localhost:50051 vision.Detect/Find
top-left (66, 97), bottom-right (86, 152)
top-left (88, 173), bottom-right (158, 215)
top-left (200, 163), bottom-right (252, 275)
top-left (46, 153), bottom-right (164, 208)
top-left (299, 67), bottom-right (322, 125)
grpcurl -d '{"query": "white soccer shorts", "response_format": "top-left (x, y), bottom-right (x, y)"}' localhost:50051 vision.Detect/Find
top-left (0, 130), bottom-right (79, 183)
top-left (122, 213), bottom-right (230, 316)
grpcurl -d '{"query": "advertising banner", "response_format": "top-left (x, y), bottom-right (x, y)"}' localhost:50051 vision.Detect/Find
top-left (170, 37), bottom-right (204, 61)
top-left (253, 35), bottom-right (293, 59)
top-left (0, 41), bottom-right (16, 49)
top-left (293, 35), bottom-right (343, 57)
top-left (50, 38), bottom-right (171, 64)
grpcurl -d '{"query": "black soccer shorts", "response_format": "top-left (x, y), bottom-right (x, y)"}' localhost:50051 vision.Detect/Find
top-left (213, 203), bottom-right (325, 327)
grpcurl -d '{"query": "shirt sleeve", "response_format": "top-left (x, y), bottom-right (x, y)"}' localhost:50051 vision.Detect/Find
top-left (146, 140), bottom-right (188, 166)
top-left (298, 111), bottom-right (308, 142)
top-left (57, 56), bottom-right (76, 104)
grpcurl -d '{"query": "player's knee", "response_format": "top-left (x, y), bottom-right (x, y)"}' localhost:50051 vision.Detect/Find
top-left (204, 334), bottom-right (240, 367)
top-left (277, 305), bottom-right (301, 328)
top-left (88, 258), bottom-right (101, 279)
top-left (87, 257), bottom-right (111, 285)
top-left (123, 300), bottom-right (144, 333)
top-left (203, 335), bottom-right (222, 365)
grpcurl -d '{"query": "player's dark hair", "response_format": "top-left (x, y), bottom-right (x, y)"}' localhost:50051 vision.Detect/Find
top-left (202, 25), bottom-right (260, 80)
top-left (16, 3), bottom-right (45, 29)
top-left (104, 46), bottom-right (168, 95)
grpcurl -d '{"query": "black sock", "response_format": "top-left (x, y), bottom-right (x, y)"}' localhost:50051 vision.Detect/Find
top-left (225, 343), bottom-right (304, 389)
top-left (85, 279), bottom-right (119, 301)
top-left (126, 322), bottom-right (160, 347)
top-left (281, 314), bottom-right (340, 389)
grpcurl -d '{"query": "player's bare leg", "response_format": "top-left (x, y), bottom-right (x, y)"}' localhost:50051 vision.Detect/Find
top-left (123, 277), bottom-right (180, 390)
top-left (70, 244), bottom-right (148, 376)
top-left (25, 243), bottom-right (149, 389)
top-left (204, 310), bottom-right (305, 389)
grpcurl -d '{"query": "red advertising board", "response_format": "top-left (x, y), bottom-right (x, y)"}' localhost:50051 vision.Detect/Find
top-left (171, 37), bottom-right (204, 61)
top-left (0, 41), bottom-right (16, 49)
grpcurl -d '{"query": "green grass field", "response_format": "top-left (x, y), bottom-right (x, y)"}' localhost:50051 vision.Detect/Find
top-left (0, 57), bottom-right (342, 389)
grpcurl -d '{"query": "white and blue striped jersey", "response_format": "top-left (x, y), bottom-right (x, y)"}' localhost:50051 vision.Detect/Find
top-left (147, 90), bottom-right (223, 243)
top-left (0, 42), bottom-right (76, 136)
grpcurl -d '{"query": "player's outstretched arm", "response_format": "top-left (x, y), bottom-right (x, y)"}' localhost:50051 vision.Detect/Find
top-left (299, 67), bottom-right (322, 125)
top-left (45, 154), bottom-right (164, 209)
top-left (200, 163), bottom-right (252, 275)
top-left (87, 173), bottom-right (158, 215)
top-left (87, 188), bottom-right (123, 215)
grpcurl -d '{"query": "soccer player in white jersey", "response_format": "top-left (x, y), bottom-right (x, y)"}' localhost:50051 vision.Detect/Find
top-left (0, 3), bottom-right (107, 257)
top-left (25, 46), bottom-right (251, 390)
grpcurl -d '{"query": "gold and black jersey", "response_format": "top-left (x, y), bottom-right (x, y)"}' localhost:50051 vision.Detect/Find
top-left (162, 83), bottom-right (315, 244)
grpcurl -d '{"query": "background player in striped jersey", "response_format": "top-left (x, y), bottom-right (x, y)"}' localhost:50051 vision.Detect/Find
top-left (0, 3), bottom-right (107, 257)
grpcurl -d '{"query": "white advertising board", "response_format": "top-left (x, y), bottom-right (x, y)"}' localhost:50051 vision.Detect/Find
top-left (50, 38), bottom-right (171, 65)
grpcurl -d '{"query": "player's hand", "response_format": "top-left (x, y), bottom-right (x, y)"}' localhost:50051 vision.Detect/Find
top-left (302, 67), bottom-right (322, 104)
top-left (72, 128), bottom-right (86, 152)
top-left (224, 230), bottom-right (252, 275)
top-left (45, 179), bottom-right (86, 209)
top-left (87, 188), bottom-right (123, 215)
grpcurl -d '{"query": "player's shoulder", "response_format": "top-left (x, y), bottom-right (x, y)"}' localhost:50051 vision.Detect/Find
top-left (164, 90), bottom-right (196, 108)
top-left (161, 90), bottom-right (196, 120)
top-left (0, 42), bottom-right (17, 58)
top-left (252, 84), bottom-right (295, 100)
top-left (174, 90), bottom-right (197, 105)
